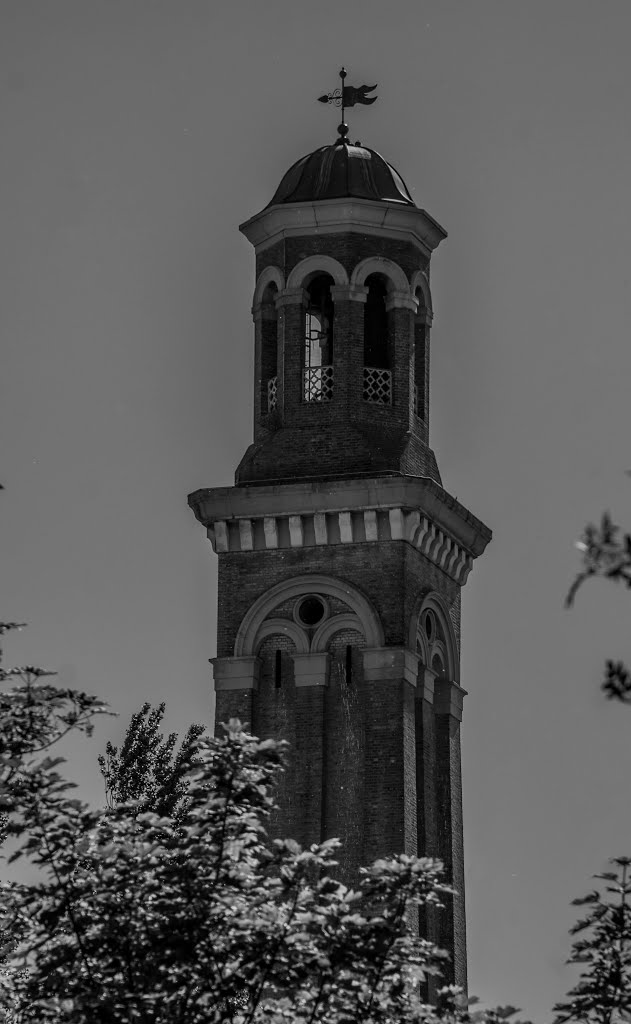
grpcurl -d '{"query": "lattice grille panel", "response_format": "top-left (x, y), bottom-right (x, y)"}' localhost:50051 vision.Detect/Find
top-left (267, 375), bottom-right (278, 412)
top-left (363, 366), bottom-right (392, 405)
top-left (303, 365), bottom-right (333, 402)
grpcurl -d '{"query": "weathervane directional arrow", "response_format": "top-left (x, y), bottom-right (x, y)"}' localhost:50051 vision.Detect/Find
top-left (317, 67), bottom-right (378, 142)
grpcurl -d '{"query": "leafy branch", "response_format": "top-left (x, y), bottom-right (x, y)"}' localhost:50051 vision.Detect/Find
top-left (567, 512), bottom-right (631, 702)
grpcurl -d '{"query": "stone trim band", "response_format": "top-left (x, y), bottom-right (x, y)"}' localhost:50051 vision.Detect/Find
top-left (211, 649), bottom-right (467, 720)
top-left (208, 508), bottom-right (472, 585)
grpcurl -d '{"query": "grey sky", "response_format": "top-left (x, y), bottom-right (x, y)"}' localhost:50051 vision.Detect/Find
top-left (2, 2), bottom-right (631, 1019)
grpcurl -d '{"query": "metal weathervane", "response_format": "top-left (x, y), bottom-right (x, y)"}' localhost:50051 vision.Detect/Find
top-left (318, 67), bottom-right (377, 142)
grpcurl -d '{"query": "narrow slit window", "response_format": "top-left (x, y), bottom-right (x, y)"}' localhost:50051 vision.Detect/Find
top-left (345, 645), bottom-right (353, 685)
top-left (275, 649), bottom-right (282, 689)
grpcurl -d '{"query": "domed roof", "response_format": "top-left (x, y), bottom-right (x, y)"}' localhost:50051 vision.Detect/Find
top-left (268, 136), bottom-right (415, 208)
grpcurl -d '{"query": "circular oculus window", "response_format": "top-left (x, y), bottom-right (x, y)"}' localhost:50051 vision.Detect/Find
top-left (294, 595), bottom-right (327, 627)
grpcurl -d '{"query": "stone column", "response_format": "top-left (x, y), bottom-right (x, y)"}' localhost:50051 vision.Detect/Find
top-left (330, 284), bottom-right (367, 414)
top-left (275, 287), bottom-right (307, 419)
top-left (416, 666), bottom-right (437, 859)
top-left (385, 291), bottom-right (417, 430)
top-left (361, 648), bottom-right (420, 864)
top-left (413, 306), bottom-right (433, 440)
top-left (415, 665), bottom-right (438, 1000)
top-left (434, 678), bottom-right (468, 991)
top-left (252, 300), bottom-right (278, 438)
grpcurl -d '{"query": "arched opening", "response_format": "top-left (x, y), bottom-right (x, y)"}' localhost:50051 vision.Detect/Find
top-left (363, 274), bottom-right (392, 405)
top-left (431, 652), bottom-right (446, 679)
top-left (414, 594), bottom-right (459, 684)
top-left (304, 274), bottom-right (334, 402)
top-left (261, 282), bottom-right (279, 414)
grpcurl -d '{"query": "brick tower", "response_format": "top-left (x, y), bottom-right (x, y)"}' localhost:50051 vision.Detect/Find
top-left (188, 120), bottom-right (491, 988)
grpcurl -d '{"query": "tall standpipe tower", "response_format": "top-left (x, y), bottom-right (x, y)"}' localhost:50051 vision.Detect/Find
top-left (189, 120), bottom-right (491, 988)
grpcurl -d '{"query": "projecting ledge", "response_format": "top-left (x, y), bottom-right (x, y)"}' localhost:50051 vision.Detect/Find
top-left (433, 679), bottom-right (467, 721)
top-left (211, 656), bottom-right (260, 692)
top-left (362, 648), bottom-right (420, 686)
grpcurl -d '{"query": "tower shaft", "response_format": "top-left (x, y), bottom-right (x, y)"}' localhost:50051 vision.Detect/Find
top-left (189, 134), bottom-right (491, 989)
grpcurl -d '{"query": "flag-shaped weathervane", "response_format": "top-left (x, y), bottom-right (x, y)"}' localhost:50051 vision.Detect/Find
top-left (318, 68), bottom-right (377, 141)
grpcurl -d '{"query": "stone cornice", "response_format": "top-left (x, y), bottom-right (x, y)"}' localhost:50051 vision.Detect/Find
top-left (188, 476), bottom-right (491, 586)
top-left (190, 475), bottom-right (490, 552)
top-left (239, 197), bottom-right (447, 257)
top-left (330, 284), bottom-right (368, 303)
top-left (211, 656), bottom-right (260, 691)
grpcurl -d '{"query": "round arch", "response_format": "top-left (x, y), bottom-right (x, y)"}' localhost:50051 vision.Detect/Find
top-left (350, 256), bottom-right (410, 294)
top-left (253, 265), bottom-right (285, 307)
top-left (407, 591), bottom-right (459, 682)
top-left (286, 255), bottom-right (348, 289)
top-left (254, 618), bottom-right (308, 654)
top-left (311, 613), bottom-right (365, 653)
top-left (235, 575), bottom-right (384, 657)
top-left (410, 269), bottom-right (433, 316)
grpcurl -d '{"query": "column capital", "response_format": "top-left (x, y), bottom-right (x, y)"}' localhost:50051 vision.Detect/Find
top-left (292, 652), bottom-right (330, 687)
top-left (416, 307), bottom-right (434, 326)
top-left (251, 301), bottom-right (277, 322)
top-left (433, 679), bottom-right (468, 721)
top-left (275, 286), bottom-right (308, 309)
top-left (385, 290), bottom-right (419, 313)
top-left (211, 656), bottom-right (260, 692)
top-left (330, 284), bottom-right (368, 304)
top-left (362, 647), bottom-right (420, 686)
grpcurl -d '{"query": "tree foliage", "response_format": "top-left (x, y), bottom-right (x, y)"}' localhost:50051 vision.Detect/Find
top-left (0, 621), bottom-right (525, 1024)
top-left (567, 511), bottom-right (631, 702)
top-left (98, 701), bottom-right (205, 822)
top-left (553, 858), bottom-right (631, 1024)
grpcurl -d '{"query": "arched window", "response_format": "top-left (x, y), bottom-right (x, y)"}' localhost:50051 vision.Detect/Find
top-left (416, 600), bottom-right (457, 683)
top-left (304, 275), bottom-right (334, 402)
top-left (261, 282), bottom-right (279, 414)
top-left (363, 274), bottom-right (392, 405)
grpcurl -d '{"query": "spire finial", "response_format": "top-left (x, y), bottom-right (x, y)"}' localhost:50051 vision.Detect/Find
top-left (317, 67), bottom-right (378, 143)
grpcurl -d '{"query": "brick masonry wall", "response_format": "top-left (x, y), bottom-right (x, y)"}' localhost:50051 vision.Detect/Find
top-left (434, 712), bottom-right (466, 990)
top-left (324, 629), bottom-right (366, 883)
top-left (214, 688), bottom-right (253, 732)
top-left (252, 634), bottom-right (298, 840)
top-left (216, 542), bottom-right (461, 662)
top-left (216, 542), bottom-right (408, 658)
top-left (416, 690), bottom-right (437, 948)
top-left (213, 523), bottom-right (467, 991)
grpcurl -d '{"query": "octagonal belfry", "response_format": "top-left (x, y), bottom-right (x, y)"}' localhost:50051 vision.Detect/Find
top-left (188, 126), bottom-right (491, 992)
